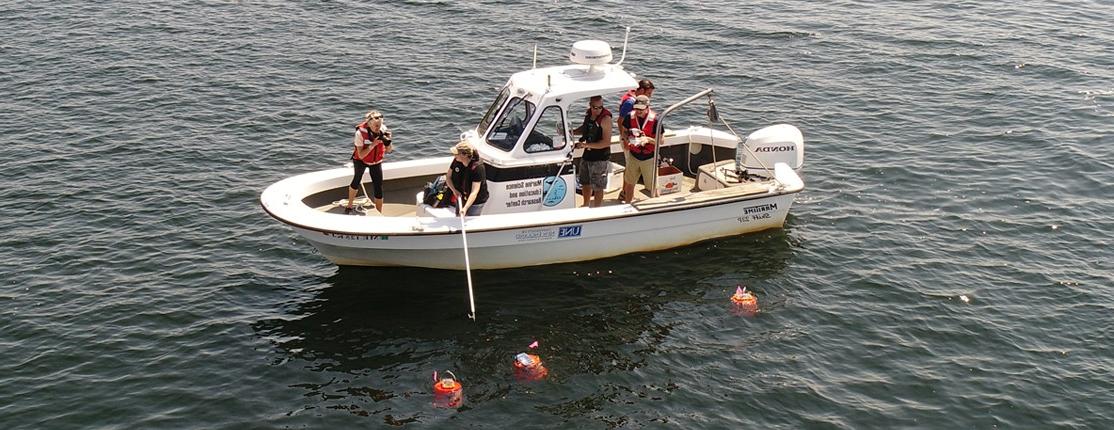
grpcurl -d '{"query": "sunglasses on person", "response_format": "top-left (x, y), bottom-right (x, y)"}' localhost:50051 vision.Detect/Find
top-left (368, 115), bottom-right (383, 120)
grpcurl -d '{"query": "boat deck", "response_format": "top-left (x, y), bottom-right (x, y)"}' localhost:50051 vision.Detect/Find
top-left (314, 174), bottom-right (773, 217)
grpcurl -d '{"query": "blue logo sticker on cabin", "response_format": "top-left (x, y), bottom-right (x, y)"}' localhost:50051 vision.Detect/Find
top-left (542, 176), bottom-right (567, 207)
top-left (558, 225), bottom-right (582, 238)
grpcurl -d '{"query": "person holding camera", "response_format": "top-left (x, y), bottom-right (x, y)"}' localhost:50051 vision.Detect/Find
top-left (345, 110), bottom-right (393, 214)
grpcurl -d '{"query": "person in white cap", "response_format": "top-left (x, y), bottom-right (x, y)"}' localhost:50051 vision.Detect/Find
top-left (619, 95), bottom-right (662, 203)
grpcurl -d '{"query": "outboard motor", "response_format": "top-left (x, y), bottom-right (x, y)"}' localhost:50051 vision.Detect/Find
top-left (740, 124), bottom-right (804, 176)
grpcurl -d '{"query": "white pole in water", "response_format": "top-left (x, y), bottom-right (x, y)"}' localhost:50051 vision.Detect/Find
top-left (459, 212), bottom-right (476, 320)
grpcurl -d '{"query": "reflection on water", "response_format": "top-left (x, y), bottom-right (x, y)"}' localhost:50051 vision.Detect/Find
top-left (252, 229), bottom-right (795, 421)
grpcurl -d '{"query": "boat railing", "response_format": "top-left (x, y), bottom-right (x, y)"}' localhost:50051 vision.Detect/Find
top-left (716, 118), bottom-right (780, 184)
top-left (653, 89), bottom-right (783, 193)
top-left (650, 89), bottom-right (784, 192)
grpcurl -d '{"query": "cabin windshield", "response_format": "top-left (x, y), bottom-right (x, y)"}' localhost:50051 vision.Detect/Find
top-left (523, 105), bottom-right (567, 153)
top-left (477, 87), bottom-right (510, 135)
top-left (485, 96), bottom-right (536, 152)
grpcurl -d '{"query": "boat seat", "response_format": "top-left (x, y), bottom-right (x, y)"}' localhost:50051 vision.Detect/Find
top-left (416, 203), bottom-right (456, 218)
top-left (415, 191), bottom-right (456, 218)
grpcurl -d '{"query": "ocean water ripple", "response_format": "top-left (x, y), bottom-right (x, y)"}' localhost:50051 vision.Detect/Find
top-left (2, 0), bottom-right (1113, 428)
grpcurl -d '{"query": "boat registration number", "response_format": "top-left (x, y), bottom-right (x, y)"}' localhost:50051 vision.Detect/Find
top-left (323, 232), bottom-right (390, 241)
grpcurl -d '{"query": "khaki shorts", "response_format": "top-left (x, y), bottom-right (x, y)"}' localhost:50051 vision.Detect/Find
top-left (578, 159), bottom-right (610, 189)
top-left (624, 151), bottom-right (656, 187)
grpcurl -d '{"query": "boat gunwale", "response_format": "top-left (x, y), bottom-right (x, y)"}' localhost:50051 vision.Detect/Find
top-left (259, 183), bottom-right (801, 238)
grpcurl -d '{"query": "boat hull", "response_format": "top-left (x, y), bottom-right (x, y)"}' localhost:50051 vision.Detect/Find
top-left (292, 192), bottom-right (794, 269)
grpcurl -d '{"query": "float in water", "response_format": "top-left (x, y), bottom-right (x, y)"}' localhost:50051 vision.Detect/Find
top-left (260, 37), bottom-right (805, 270)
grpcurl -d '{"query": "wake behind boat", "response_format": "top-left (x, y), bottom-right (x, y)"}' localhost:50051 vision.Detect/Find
top-left (260, 38), bottom-right (805, 270)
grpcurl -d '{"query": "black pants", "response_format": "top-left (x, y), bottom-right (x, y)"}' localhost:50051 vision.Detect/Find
top-left (350, 160), bottom-right (384, 199)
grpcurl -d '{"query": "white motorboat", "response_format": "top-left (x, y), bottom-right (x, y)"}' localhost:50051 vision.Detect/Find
top-left (260, 39), bottom-right (805, 270)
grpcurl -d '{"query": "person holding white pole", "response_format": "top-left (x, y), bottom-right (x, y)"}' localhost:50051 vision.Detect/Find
top-left (446, 141), bottom-right (489, 217)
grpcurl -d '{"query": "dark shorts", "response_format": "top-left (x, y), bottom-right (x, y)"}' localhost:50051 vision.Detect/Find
top-left (578, 159), bottom-right (610, 189)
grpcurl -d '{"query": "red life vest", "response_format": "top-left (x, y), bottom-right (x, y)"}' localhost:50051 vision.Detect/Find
top-left (625, 111), bottom-right (658, 157)
top-left (618, 89), bottom-right (636, 112)
top-left (352, 122), bottom-right (388, 164)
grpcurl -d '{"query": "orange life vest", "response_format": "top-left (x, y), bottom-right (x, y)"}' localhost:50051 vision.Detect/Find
top-left (352, 122), bottom-right (388, 164)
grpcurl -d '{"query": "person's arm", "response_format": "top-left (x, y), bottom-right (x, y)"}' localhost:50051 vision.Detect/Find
top-left (618, 100), bottom-right (632, 119)
top-left (461, 181), bottom-right (481, 214)
top-left (617, 115), bottom-right (629, 144)
top-left (445, 166), bottom-right (460, 197)
top-left (356, 130), bottom-right (378, 158)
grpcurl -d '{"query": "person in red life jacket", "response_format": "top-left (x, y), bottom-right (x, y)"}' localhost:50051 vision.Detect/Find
top-left (620, 95), bottom-right (663, 203)
top-left (446, 141), bottom-right (489, 216)
top-left (345, 110), bottom-right (393, 214)
top-left (617, 79), bottom-right (654, 131)
top-left (572, 95), bottom-right (613, 208)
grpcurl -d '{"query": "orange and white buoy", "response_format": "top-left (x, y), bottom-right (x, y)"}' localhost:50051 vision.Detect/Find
top-left (513, 352), bottom-right (548, 381)
top-left (731, 285), bottom-right (758, 316)
top-left (432, 370), bottom-right (463, 409)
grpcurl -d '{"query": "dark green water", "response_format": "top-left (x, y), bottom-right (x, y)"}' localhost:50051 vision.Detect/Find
top-left (2, 1), bottom-right (1112, 428)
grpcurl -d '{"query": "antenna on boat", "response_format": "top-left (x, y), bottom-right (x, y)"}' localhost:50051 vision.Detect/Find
top-left (532, 44), bottom-right (538, 69)
top-left (707, 95), bottom-right (720, 123)
top-left (616, 26), bottom-right (631, 65)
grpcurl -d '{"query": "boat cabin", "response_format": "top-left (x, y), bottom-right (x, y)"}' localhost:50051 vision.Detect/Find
top-left (462, 40), bottom-right (639, 214)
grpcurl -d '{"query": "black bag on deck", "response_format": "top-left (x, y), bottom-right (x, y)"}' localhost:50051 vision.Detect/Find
top-left (422, 176), bottom-right (453, 208)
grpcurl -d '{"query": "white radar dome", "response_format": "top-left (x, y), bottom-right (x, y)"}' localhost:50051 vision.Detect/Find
top-left (569, 40), bottom-right (612, 65)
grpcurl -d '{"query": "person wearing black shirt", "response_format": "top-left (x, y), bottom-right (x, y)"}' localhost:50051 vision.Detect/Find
top-left (446, 141), bottom-right (489, 216)
top-left (572, 95), bottom-right (613, 207)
